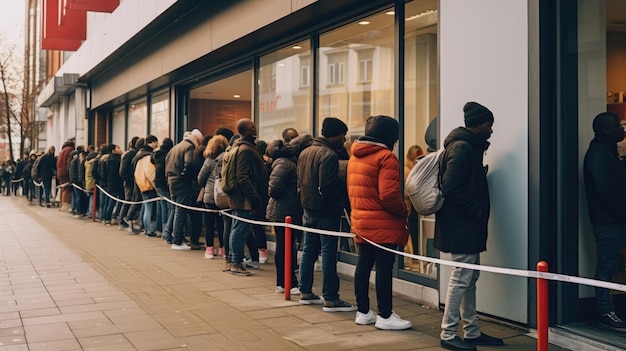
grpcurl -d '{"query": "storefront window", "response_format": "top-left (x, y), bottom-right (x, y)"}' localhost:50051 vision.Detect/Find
top-left (403, 0), bottom-right (438, 278)
top-left (318, 10), bottom-right (395, 139)
top-left (150, 92), bottom-right (169, 141)
top-left (128, 100), bottom-right (147, 141)
top-left (111, 108), bottom-right (125, 149)
top-left (258, 40), bottom-right (311, 142)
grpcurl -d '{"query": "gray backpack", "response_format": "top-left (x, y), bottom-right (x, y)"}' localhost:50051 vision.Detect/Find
top-left (405, 148), bottom-right (445, 216)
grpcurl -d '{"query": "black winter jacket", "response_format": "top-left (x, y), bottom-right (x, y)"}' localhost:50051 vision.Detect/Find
top-left (69, 156), bottom-right (80, 185)
top-left (151, 144), bottom-right (172, 191)
top-left (106, 153), bottom-right (123, 194)
top-left (38, 153), bottom-right (56, 181)
top-left (227, 136), bottom-right (269, 218)
top-left (119, 148), bottom-right (137, 187)
top-left (297, 137), bottom-right (349, 218)
top-left (434, 127), bottom-right (491, 254)
top-left (583, 136), bottom-right (626, 224)
top-left (165, 136), bottom-right (197, 198)
top-left (266, 140), bottom-right (302, 222)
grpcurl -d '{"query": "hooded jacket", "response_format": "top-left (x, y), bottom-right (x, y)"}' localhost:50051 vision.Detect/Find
top-left (151, 142), bottom-right (172, 191)
top-left (106, 153), bottom-right (123, 194)
top-left (119, 147), bottom-right (137, 187)
top-left (83, 152), bottom-right (98, 192)
top-left (297, 137), bottom-right (349, 218)
top-left (56, 142), bottom-right (74, 184)
top-left (434, 127), bottom-right (491, 254)
top-left (347, 140), bottom-right (409, 245)
top-left (227, 135), bottom-right (269, 217)
top-left (197, 152), bottom-right (222, 206)
top-left (583, 136), bottom-right (626, 224)
top-left (165, 132), bottom-right (198, 196)
top-left (266, 136), bottom-right (313, 222)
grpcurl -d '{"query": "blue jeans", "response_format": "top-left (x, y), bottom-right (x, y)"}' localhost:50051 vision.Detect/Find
top-left (156, 186), bottom-right (173, 237)
top-left (441, 253), bottom-right (480, 341)
top-left (229, 210), bottom-right (254, 263)
top-left (298, 212), bottom-right (341, 301)
top-left (141, 191), bottom-right (158, 235)
top-left (42, 179), bottom-right (52, 204)
top-left (170, 188), bottom-right (191, 245)
top-left (592, 223), bottom-right (626, 315)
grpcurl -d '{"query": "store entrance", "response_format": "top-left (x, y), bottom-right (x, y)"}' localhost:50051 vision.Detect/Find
top-left (188, 70), bottom-right (253, 137)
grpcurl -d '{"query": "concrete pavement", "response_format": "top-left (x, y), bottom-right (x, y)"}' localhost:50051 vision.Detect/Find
top-left (0, 195), bottom-right (567, 350)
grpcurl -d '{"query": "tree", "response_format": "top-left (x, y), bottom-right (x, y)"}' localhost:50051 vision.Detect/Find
top-left (0, 38), bottom-right (22, 163)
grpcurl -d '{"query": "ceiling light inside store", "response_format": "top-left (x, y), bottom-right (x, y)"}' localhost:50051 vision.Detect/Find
top-left (292, 45), bottom-right (301, 49)
top-left (358, 21), bottom-right (370, 25)
top-left (233, 94), bottom-right (240, 98)
top-left (386, 11), bottom-right (395, 15)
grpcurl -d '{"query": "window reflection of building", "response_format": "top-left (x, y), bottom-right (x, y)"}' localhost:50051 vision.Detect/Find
top-left (150, 92), bottom-right (169, 141)
top-left (128, 101), bottom-right (147, 142)
top-left (112, 108), bottom-right (125, 148)
top-left (258, 41), bottom-right (311, 142)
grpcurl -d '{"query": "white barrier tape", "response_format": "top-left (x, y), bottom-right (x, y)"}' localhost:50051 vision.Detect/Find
top-left (95, 185), bottom-right (161, 205)
top-left (216, 209), bottom-right (626, 293)
top-left (33, 180), bottom-right (43, 187)
top-left (10, 178), bottom-right (24, 183)
top-left (161, 195), bottom-right (224, 213)
top-left (71, 183), bottom-right (94, 194)
top-left (56, 182), bottom-right (71, 189)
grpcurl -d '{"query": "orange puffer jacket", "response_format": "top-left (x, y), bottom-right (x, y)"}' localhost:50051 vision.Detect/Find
top-left (347, 140), bottom-right (409, 246)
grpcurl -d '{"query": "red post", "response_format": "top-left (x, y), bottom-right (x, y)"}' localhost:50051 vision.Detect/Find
top-left (537, 261), bottom-right (549, 351)
top-left (284, 216), bottom-right (292, 300)
top-left (92, 186), bottom-right (97, 222)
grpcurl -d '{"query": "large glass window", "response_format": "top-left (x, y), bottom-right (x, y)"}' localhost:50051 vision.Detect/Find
top-left (403, 0), bottom-right (438, 278)
top-left (258, 40), bottom-right (312, 142)
top-left (150, 92), bottom-right (169, 140)
top-left (111, 108), bottom-right (125, 149)
top-left (318, 10), bottom-right (395, 139)
top-left (128, 100), bottom-right (148, 141)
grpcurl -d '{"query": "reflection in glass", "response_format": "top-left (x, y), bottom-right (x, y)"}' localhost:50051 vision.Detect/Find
top-left (128, 100), bottom-right (148, 142)
top-left (112, 108), bottom-right (125, 149)
top-left (403, 0), bottom-right (438, 278)
top-left (151, 93), bottom-right (169, 141)
top-left (258, 40), bottom-right (311, 142)
top-left (318, 9), bottom-right (395, 139)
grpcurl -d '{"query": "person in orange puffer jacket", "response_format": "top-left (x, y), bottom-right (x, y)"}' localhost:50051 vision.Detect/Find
top-left (347, 115), bottom-right (412, 331)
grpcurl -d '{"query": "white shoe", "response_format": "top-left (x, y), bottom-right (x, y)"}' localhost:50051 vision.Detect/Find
top-left (171, 243), bottom-right (191, 251)
top-left (275, 286), bottom-right (301, 295)
top-left (375, 311), bottom-right (412, 330)
top-left (355, 309), bottom-right (376, 325)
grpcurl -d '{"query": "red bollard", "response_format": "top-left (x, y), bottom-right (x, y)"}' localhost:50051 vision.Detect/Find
top-left (284, 216), bottom-right (292, 300)
top-left (537, 261), bottom-right (549, 351)
top-left (92, 186), bottom-right (98, 222)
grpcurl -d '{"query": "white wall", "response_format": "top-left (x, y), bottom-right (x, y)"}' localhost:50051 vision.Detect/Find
top-left (439, 0), bottom-right (529, 323)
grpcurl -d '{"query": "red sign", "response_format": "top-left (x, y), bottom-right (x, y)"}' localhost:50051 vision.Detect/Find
top-left (42, 0), bottom-right (119, 51)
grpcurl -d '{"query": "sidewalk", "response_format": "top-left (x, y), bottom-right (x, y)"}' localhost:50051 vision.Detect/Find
top-left (0, 195), bottom-right (567, 351)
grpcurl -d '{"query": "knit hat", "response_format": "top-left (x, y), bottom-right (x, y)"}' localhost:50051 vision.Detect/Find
top-left (321, 117), bottom-right (348, 137)
top-left (191, 129), bottom-right (203, 142)
top-left (364, 115), bottom-right (398, 149)
top-left (464, 102), bottom-right (494, 128)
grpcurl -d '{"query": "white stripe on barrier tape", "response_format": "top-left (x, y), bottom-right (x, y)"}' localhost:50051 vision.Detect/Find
top-left (33, 180), bottom-right (43, 187)
top-left (56, 182), bottom-right (71, 188)
top-left (10, 178), bottom-right (24, 183)
top-left (95, 185), bottom-right (161, 205)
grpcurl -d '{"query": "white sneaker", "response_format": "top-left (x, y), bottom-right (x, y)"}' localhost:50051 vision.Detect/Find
top-left (275, 286), bottom-right (301, 295)
top-left (375, 311), bottom-right (412, 330)
top-left (355, 309), bottom-right (376, 325)
top-left (171, 243), bottom-right (191, 251)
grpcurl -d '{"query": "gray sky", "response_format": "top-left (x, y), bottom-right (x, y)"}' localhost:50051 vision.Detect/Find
top-left (0, 0), bottom-right (25, 46)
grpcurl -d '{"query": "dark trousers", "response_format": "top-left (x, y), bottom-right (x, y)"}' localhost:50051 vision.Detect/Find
top-left (354, 243), bottom-right (396, 318)
top-left (274, 225), bottom-right (300, 288)
top-left (118, 182), bottom-right (134, 224)
top-left (204, 209), bottom-right (224, 248)
top-left (592, 223), bottom-right (626, 315)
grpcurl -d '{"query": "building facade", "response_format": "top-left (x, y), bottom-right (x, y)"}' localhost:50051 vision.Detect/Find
top-left (34, 0), bottom-right (626, 348)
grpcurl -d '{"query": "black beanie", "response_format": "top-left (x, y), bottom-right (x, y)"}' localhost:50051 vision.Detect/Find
top-left (364, 115), bottom-right (398, 149)
top-left (463, 102), bottom-right (494, 128)
top-left (321, 117), bottom-right (348, 137)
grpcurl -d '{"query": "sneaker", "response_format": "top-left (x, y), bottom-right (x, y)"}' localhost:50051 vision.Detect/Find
top-left (118, 223), bottom-right (129, 230)
top-left (225, 262), bottom-right (251, 276)
top-left (245, 261), bottom-right (260, 269)
top-left (219, 247), bottom-right (225, 257)
top-left (275, 286), bottom-right (301, 295)
top-left (299, 293), bottom-right (324, 305)
top-left (125, 226), bottom-right (134, 233)
top-left (375, 311), bottom-right (412, 330)
top-left (259, 248), bottom-right (268, 263)
top-left (189, 242), bottom-right (204, 250)
top-left (599, 311), bottom-right (626, 332)
top-left (171, 243), bottom-right (191, 251)
top-left (323, 298), bottom-right (358, 312)
top-left (355, 309), bottom-right (376, 325)
top-left (441, 336), bottom-right (477, 351)
top-left (204, 247), bottom-right (215, 259)
top-left (73, 214), bottom-right (79, 219)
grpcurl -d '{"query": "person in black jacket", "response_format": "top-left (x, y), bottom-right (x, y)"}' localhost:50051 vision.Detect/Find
top-left (22, 152), bottom-right (36, 201)
top-left (37, 146), bottom-right (56, 207)
top-left (266, 134), bottom-right (312, 294)
top-left (152, 138), bottom-right (174, 241)
top-left (118, 136), bottom-right (139, 230)
top-left (69, 149), bottom-right (80, 215)
top-left (583, 112), bottom-right (626, 332)
top-left (436, 102), bottom-right (502, 351)
top-left (102, 145), bottom-right (123, 224)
